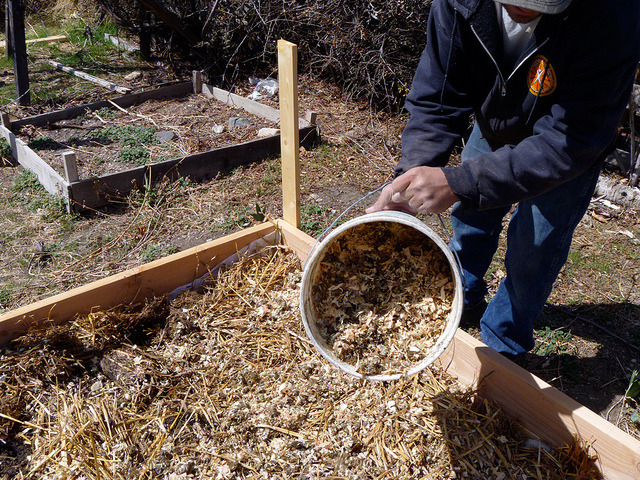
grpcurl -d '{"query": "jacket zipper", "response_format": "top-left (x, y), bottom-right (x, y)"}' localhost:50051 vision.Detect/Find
top-left (470, 24), bottom-right (549, 97)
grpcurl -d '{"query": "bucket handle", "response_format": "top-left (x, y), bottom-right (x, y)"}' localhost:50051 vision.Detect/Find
top-left (303, 183), bottom-right (466, 290)
top-left (303, 182), bottom-right (391, 270)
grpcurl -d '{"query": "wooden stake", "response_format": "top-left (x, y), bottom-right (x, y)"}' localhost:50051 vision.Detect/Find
top-left (192, 70), bottom-right (202, 94)
top-left (278, 39), bottom-right (300, 229)
top-left (305, 111), bottom-right (317, 125)
top-left (7, 0), bottom-right (29, 106)
top-left (62, 151), bottom-right (79, 183)
top-left (1, 112), bottom-right (11, 130)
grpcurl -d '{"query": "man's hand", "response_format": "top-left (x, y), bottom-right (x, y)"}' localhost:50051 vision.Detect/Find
top-left (366, 167), bottom-right (459, 215)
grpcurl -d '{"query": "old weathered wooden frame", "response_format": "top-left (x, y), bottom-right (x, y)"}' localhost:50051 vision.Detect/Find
top-left (1, 76), bottom-right (319, 213)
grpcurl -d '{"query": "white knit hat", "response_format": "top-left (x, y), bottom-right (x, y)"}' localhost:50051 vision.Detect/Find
top-left (495, 0), bottom-right (572, 14)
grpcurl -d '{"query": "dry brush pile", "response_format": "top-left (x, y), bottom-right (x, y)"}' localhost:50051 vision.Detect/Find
top-left (96, 0), bottom-right (432, 109)
top-left (0, 242), bottom-right (602, 479)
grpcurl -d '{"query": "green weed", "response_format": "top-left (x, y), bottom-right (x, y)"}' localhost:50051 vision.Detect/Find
top-left (99, 125), bottom-right (158, 147)
top-left (212, 207), bottom-right (253, 231)
top-left (96, 107), bottom-right (118, 119)
top-left (27, 136), bottom-right (56, 151)
top-left (0, 288), bottom-right (12, 307)
top-left (12, 169), bottom-right (43, 193)
top-left (141, 245), bottom-right (161, 262)
top-left (0, 137), bottom-right (12, 162)
top-left (625, 369), bottom-right (640, 426)
top-left (257, 160), bottom-right (281, 196)
top-left (11, 170), bottom-right (71, 220)
top-left (567, 248), bottom-right (611, 274)
top-left (118, 147), bottom-right (149, 165)
top-left (566, 294), bottom-right (585, 306)
top-left (313, 141), bottom-right (342, 164)
top-left (165, 245), bottom-right (179, 255)
top-left (300, 204), bottom-right (332, 236)
top-left (533, 326), bottom-right (573, 357)
top-left (252, 203), bottom-right (266, 222)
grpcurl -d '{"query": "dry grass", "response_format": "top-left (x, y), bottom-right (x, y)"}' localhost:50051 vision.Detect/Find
top-left (0, 244), bottom-right (603, 479)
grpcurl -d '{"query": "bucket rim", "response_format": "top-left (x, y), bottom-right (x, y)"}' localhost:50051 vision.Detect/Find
top-left (299, 211), bottom-right (464, 382)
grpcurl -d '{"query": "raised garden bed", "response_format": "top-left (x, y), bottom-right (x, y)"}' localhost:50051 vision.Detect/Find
top-left (0, 219), bottom-right (639, 478)
top-left (0, 76), bottom-right (319, 213)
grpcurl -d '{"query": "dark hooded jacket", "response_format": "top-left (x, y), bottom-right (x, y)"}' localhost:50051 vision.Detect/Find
top-left (397, 0), bottom-right (640, 210)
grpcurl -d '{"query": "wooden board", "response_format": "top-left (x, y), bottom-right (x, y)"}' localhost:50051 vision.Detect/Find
top-left (202, 84), bottom-right (314, 129)
top-left (0, 218), bottom-right (639, 479)
top-left (104, 33), bottom-right (138, 52)
top-left (0, 34), bottom-right (67, 49)
top-left (10, 81), bottom-right (194, 128)
top-left (203, 84), bottom-right (282, 124)
top-left (436, 333), bottom-right (640, 480)
top-left (66, 124), bottom-right (319, 212)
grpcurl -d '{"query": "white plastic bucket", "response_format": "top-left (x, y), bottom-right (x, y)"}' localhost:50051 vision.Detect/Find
top-left (300, 211), bottom-right (464, 381)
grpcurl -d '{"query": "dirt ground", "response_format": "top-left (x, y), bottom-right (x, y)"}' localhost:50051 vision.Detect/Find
top-left (1, 51), bottom-right (640, 457)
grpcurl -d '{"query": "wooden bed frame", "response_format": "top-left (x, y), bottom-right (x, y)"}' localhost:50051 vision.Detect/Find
top-left (0, 219), bottom-right (638, 479)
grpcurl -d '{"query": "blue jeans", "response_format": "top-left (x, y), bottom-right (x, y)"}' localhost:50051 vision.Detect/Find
top-left (450, 124), bottom-right (601, 357)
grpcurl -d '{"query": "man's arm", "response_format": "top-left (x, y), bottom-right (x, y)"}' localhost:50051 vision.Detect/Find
top-left (443, 4), bottom-right (640, 211)
top-left (366, 167), bottom-right (459, 214)
top-left (397, 0), bottom-right (474, 176)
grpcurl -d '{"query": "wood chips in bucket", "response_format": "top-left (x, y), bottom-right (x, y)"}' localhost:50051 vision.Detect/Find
top-left (310, 221), bottom-right (454, 376)
top-left (0, 242), bottom-right (603, 479)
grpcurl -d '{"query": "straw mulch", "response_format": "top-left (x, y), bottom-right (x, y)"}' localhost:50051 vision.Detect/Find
top-left (0, 243), bottom-right (603, 479)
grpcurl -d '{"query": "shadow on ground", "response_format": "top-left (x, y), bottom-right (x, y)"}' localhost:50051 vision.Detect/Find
top-left (523, 302), bottom-right (640, 422)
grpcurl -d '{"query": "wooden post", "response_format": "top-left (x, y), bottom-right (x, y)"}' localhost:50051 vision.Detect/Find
top-left (278, 39), bottom-right (300, 229)
top-left (139, 7), bottom-right (152, 61)
top-left (7, 0), bottom-right (29, 106)
top-left (4, 0), bottom-right (12, 60)
top-left (1, 112), bottom-right (11, 130)
top-left (306, 111), bottom-right (317, 125)
top-left (192, 70), bottom-right (202, 94)
top-left (62, 151), bottom-right (79, 183)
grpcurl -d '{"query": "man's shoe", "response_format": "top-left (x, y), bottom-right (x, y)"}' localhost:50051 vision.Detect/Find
top-left (499, 351), bottom-right (526, 367)
top-left (458, 300), bottom-right (487, 329)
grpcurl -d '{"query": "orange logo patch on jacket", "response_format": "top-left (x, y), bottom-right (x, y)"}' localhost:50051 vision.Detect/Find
top-left (528, 55), bottom-right (557, 96)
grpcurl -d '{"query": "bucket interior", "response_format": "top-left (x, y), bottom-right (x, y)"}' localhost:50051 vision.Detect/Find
top-left (300, 211), bottom-right (464, 381)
